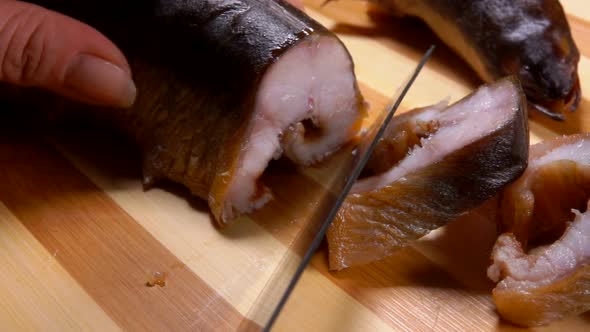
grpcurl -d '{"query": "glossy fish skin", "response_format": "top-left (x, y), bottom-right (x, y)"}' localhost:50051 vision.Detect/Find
top-left (375, 0), bottom-right (581, 120)
top-left (489, 133), bottom-right (590, 326)
top-left (327, 77), bottom-right (529, 270)
top-left (22, 0), bottom-right (366, 225)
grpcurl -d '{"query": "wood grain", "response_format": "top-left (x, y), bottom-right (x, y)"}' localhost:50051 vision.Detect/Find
top-left (0, 203), bottom-right (121, 332)
top-left (0, 1), bottom-right (589, 331)
top-left (0, 140), bottom-right (250, 331)
top-left (50, 118), bottom-right (397, 331)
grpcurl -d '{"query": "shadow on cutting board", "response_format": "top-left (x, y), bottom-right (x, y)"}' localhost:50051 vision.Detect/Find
top-left (49, 119), bottom-right (213, 215)
top-left (315, 202), bottom-right (496, 296)
top-left (0, 103), bottom-right (215, 218)
top-left (1, 97), bottom-right (345, 247)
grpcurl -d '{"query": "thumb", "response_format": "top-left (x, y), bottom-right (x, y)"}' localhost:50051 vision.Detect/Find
top-left (0, 0), bottom-right (136, 108)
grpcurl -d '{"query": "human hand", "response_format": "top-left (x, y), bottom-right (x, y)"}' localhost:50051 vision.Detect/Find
top-left (0, 0), bottom-right (137, 108)
top-left (0, 0), bottom-right (304, 109)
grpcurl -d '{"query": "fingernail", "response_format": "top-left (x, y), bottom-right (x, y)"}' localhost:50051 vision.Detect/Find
top-left (64, 54), bottom-right (137, 108)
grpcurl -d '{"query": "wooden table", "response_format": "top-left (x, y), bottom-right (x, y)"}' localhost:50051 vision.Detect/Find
top-left (1, 0), bottom-right (589, 331)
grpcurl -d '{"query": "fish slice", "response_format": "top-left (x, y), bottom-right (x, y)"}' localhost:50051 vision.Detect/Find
top-left (247, 45), bottom-right (436, 331)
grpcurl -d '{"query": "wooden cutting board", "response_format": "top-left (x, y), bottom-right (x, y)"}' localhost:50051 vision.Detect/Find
top-left (1, 0), bottom-right (589, 331)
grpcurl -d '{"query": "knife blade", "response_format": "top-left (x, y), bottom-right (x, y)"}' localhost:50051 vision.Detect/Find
top-left (260, 45), bottom-right (436, 331)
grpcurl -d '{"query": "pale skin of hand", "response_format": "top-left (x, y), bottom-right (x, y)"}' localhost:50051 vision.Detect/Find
top-left (0, 0), bottom-right (305, 108)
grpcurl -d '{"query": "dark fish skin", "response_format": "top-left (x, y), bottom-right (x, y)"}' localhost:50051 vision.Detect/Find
top-left (19, 0), bottom-right (365, 225)
top-left (375, 0), bottom-right (581, 120)
top-left (327, 77), bottom-right (529, 270)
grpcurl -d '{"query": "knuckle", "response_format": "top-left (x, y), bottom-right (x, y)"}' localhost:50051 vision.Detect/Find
top-left (1, 6), bottom-right (50, 86)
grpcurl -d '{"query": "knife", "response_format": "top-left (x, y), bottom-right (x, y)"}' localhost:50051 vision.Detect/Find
top-left (255, 45), bottom-right (436, 331)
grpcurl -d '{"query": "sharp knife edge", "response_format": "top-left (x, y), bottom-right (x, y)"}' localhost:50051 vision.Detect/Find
top-left (263, 44), bottom-right (436, 332)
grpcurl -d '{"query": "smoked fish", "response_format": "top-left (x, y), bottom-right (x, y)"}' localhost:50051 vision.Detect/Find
top-left (328, 77), bottom-right (529, 270)
top-left (22, 0), bottom-right (367, 225)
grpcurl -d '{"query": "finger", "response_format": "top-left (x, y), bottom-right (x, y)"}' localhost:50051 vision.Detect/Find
top-left (0, 0), bottom-right (136, 108)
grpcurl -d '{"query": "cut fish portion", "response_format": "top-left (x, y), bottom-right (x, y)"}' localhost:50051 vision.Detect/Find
top-left (227, 35), bottom-right (364, 221)
top-left (327, 77), bottom-right (529, 270)
top-left (26, 0), bottom-right (366, 226)
top-left (362, 100), bottom-right (449, 176)
top-left (498, 133), bottom-right (590, 247)
top-left (488, 133), bottom-right (590, 326)
top-left (371, 0), bottom-right (581, 120)
top-left (125, 2), bottom-right (366, 226)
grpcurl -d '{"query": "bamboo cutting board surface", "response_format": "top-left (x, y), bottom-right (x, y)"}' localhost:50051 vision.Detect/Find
top-left (1, 0), bottom-right (590, 331)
